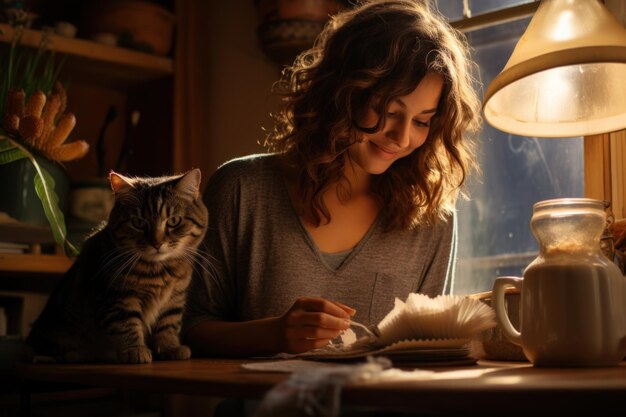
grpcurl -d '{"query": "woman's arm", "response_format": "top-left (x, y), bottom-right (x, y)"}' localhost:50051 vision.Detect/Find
top-left (418, 211), bottom-right (457, 296)
top-left (185, 297), bottom-right (354, 357)
top-left (185, 317), bottom-right (282, 357)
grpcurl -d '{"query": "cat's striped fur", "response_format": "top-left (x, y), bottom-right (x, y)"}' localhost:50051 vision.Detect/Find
top-left (25, 169), bottom-right (208, 363)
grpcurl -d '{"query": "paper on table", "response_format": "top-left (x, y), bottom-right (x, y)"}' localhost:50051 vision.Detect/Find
top-left (242, 359), bottom-right (350, 373)
top-left (372, 293), bottom-right (496, 347)
top-left (242, 359), bottom-right (499, 382)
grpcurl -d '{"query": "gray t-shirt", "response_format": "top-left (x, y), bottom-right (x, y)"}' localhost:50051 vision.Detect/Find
top-left (183, 153), bottom-right (456, 335)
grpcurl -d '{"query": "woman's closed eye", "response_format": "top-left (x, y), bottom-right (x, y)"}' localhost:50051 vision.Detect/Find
top-left (387, 110), bottom-right (431, 127)
top-left (413, 118), bottom-right (431, 127)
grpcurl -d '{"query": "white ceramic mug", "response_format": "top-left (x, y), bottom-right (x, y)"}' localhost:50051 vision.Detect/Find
top-left (493, 272), bottom-right (626, 367)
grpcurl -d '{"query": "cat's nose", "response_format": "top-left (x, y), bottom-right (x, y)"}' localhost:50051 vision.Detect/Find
top-left (152, 242), bottom-right (163, 251)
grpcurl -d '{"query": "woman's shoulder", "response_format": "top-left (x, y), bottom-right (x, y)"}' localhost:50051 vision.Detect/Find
top-left (216, 153), bottom-right (277, 174)
top-left (400, 210), bottom-right (456, 238)
top-left (207, 153), bottom-right (279, 186)
top-left (202, 153), bottom-right (286, 214)
top-left (427, 210), bottom-right (456, 233)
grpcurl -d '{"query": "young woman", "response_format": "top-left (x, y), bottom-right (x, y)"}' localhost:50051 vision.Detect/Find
top-left (183, 0), bottom-right (481, 357)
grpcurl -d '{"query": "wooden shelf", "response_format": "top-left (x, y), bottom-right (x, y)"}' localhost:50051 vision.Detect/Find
top-left (0, 24), bottom-right (173, 86)
top-left (0, 253), bottom-right (72, 275)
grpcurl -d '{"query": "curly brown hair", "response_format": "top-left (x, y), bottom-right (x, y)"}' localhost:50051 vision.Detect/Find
top-left (264, 0), bottom-right (481, 230)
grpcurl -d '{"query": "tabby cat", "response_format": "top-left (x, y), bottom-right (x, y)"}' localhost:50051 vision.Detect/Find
top-left (25, 169), bottom-right (208, 363)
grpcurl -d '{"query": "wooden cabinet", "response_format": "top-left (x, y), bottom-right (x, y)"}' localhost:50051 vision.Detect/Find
top-left (0, 4), bottom-right (179, 335)
top-left (0, 5), bottom-right (201, 415)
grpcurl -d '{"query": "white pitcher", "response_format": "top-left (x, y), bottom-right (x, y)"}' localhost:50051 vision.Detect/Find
top-left (493, 198), bottom-right (626, 367)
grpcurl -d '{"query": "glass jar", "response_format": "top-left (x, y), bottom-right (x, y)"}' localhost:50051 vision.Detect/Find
top-left (530, 198), bottom-right (607, 260)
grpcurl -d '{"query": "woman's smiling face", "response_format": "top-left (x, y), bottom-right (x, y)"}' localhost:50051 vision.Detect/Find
top-left (348, 72), bottom-right (444, 175)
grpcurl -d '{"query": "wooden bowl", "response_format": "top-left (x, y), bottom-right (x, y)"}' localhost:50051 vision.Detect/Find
top-left (85, 1), bottom-right (175, 56)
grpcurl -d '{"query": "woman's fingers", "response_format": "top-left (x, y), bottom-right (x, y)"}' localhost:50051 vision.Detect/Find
top-left (286, 311), bottom-right (349, 330)
top-left (288, 325), bottom-right (343, 340)
top-left (279, 296), bottom-right (357, 353)
top-left (292, 296), bottom-right (355, 319)
top-left (330, 300), bottom-right (357, 317)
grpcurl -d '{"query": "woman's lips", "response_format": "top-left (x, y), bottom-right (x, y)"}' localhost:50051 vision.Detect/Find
top-left (369, 141), bottom-right (399, 160)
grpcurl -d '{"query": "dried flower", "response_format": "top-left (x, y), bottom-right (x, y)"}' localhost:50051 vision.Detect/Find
top-left (2, 83), bottom-right (89, 162)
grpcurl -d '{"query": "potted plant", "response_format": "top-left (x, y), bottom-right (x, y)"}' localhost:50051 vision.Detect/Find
top-left (0, 25), bottom-right (89, 255)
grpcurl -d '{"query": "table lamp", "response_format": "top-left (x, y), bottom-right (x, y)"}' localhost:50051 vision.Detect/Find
top-left (482, 0), bottom-right (626, 137)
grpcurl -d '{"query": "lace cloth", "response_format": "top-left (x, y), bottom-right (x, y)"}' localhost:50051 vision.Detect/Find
top-left (251, 357), bottom-right (392, 417)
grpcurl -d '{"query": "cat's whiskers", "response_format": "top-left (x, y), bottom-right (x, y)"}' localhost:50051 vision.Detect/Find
top-left (96, 248), bottom-right (135, 282)
top-left (180, 247), bottom-right (222, 291)
top-left (103, 246), bottom-right (131, 259)
top-left (118, 254), bottom-right (143, 293)
top-left (124, 254), bottom-right (143, 287)
top-left (98, 247), bottom-right (131, 271)
top-left (100, 244), bottom-right (133, 262)
top-left (180, 246), bottom-right (213, 272)
top-left (104, 243), bottom-right (132, 257)
top-left (107, 254), bottom-right (134, 288)
top-left (177, 248), bottom-right (202, 272)
top-left (185, 245), bottom-right (217, 265)
top-left (109, 252), bottom-right (142, 290)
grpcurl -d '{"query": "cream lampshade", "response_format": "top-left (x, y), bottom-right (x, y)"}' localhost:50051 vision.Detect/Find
top-left (483, 0), bottom-right (626, 137)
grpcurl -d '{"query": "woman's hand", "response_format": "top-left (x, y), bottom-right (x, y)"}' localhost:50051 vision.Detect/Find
top-left (276, 296), bottom-right (355, 354)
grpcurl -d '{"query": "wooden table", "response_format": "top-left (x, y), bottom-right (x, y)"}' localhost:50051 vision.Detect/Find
top-left (17, 358), bottom-right (626, 415)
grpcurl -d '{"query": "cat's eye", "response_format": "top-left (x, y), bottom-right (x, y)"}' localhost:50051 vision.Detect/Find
top-left (166, 216), bottom-right (182, 228)
top-left (130, 217), bottom-right (147, 230)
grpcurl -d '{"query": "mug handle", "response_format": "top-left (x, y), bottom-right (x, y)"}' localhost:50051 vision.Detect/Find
top-left (493, 276), bottom-right (523, 346)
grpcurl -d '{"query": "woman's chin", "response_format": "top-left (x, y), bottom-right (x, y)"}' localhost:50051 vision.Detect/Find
top-left (362, 155), bottom-right (396, 174)
top-left (369, 165), bottom-right (390, 175)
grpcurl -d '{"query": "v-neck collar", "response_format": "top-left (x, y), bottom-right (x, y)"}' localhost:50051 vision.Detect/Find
top-left (278, 171), bottom-right (381, 273)
top-left (298, 216), bottom-right (381, 272)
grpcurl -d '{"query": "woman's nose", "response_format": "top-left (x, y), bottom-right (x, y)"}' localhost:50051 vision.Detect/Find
top-left (387, 120), bottom-right (411, 148)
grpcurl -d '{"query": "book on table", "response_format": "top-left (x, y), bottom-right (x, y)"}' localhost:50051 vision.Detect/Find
top-left (292, 294), bottom-right (496, 366)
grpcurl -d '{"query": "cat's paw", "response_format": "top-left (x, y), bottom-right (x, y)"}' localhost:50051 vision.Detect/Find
top-left (155, 345), bottom-right (191, 361)
top-left (119, 346), bottom-right (152, 364)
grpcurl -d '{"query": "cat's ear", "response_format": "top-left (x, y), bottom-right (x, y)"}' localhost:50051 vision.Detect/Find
top-left (109, 171), bottom-right (134, 196)
top-left (175, 168), bottom-right (201, 201)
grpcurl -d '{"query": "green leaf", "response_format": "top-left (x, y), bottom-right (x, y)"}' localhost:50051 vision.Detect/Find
top-left (29, 153), bottom-right (78, 256)
top-left (32, 166), bottom-right (65, 241)
top-left (0, 137), bottom-right (15, 150)
top-left (0, 146), bottom-right (27, 164)
top-left (0, 135), bottom-right (27, 164)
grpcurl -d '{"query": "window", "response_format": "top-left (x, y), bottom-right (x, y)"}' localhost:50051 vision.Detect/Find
top-left (434, 1), bottom-right (585, 294)
top-left (437, 0), bottom-right (537, 20)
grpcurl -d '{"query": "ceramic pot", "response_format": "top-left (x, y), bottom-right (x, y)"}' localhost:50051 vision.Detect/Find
top-left (0, 155), bottom-right (69, 227)
top-left (85, 0), bottom-right (175, 55)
